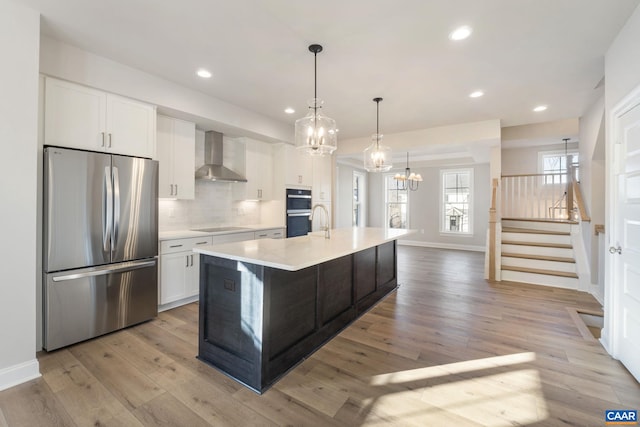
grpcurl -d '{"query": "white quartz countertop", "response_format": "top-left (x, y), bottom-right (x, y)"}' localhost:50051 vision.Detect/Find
top-left (159, 224), bottom-right (285, 241)
top-left (193, 227), bottom-right (416, 271)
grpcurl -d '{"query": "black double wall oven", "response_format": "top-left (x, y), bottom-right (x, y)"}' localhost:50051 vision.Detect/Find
top-left (286, 188), bottom-right (312, 237)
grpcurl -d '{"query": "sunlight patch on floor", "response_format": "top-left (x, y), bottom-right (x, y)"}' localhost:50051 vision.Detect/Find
top-left (366, 352), bottom-right (548, 426)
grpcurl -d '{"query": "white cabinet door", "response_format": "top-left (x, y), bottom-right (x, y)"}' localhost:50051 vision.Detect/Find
top-left (185, 252), bottom-right (200, 297)
top-left (278, 143), bottom-right (313, 187)
top-left (44, 78), bottom-right (106, 151)
top-left (159, 251), bottom-right (188, 305)
top-left (105, 93), bottom-right (156, 158)
top-left (44, 77), bottom-right (156, 158)
top-left (156, 115), bottom-right (195, 199)
top-left (172, 119), bottom-right (196, 199)
top-left (245, 139), bottom-right (274, 200)
top-left (312, 155), bottom-right (332, 203)
top-left (157, 115), bottom-right (174, 198)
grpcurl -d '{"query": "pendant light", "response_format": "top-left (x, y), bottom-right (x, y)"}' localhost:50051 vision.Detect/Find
top-left (363, 97), bottom-right (392, 172)
top-left (394, 152), bottom-right (422, 191)
top-left (294, 44), bottom-right (337, 156)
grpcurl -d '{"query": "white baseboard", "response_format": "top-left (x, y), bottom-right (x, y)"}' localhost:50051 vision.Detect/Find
top-left (398, 239), bottom-right (486, 252)
top-left (0, 359), bottom-right (40, 391)
top-left (158, 295), bottom-right (199, 312)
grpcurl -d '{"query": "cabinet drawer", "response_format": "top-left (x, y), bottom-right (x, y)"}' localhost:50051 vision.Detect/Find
top-left (160, 236), bottom-right (213, 254)
top-left (255, 228), bottom-right (285, 239)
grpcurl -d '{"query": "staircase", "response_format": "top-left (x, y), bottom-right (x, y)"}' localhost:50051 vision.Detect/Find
top-left (500, 218), bottom-right (579, 289)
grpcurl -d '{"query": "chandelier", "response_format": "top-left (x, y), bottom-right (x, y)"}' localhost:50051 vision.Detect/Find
top-left (394, 152), bottom-right (422, 191)
top-left (363, 97), bottom-right (392, 172)
top-left (294, 44), bottom-right (337, 156)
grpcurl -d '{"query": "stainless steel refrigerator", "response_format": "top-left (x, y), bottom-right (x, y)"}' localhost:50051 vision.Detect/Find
top-left (43, 146), bottom-right (159, 351)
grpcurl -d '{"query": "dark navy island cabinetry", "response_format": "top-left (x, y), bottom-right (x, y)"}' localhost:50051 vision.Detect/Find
top-left (194, 228), bottom-right (413, 393)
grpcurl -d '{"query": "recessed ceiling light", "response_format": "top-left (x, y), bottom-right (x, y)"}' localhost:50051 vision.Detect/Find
top-left (469, 90), bottom-right (484, 98)
top-left (196, 69), bottom-right (212, 79)
top-left (449, 26), bottom-right (472, 41)
top-left (533, 105), bottom-right (548, 112)
top-left (284, 107), bottom-right (295, 114)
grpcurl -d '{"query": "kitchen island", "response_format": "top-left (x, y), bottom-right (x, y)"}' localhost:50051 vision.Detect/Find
top-left (193, 227), bottom-right (415, 393)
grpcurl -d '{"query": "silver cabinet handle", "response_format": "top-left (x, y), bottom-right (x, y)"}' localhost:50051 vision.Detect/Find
top-left (101, 132), bottom-right (106, 147)
top-left (170, 184), bottom-right (174, 196)
top-left (195, 241), bottom-right (208, 245)
top-left (609, 246), bottom-right (622, 255)
top-left (175, 184), bottom-right (178, 196)
top-left (186, 255), bottom-right (189, 267)
top-left (190, 254), bottom-right (194, 266)
top-left (108, 133), bottom-right (112, 148)
top-left (169, 244), bottom-right (183, 248)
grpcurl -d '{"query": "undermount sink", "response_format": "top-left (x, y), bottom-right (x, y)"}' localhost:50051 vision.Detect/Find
top-left (191, 226), bottom-right (251, 233)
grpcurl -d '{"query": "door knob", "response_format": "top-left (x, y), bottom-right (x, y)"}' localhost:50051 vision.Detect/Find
top-left (609, 246), bottom-right (622, 255)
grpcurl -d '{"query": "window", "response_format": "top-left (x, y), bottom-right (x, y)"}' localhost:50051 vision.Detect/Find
top-left (441, 169), bottom-right (472, 234)
top-left (353, 171), bottom-right (365, 226)
top-left (539, 150), bottom-right (579, 184)
top-left (385, 174), bottom-right (408, 228)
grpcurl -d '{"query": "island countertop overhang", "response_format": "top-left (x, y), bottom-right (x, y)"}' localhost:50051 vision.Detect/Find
top-left (193, 227), bottom-right (416, 271)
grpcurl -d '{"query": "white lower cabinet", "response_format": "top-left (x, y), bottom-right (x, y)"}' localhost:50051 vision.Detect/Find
top-left (254, 228), bottom-right (285, 239)
top-left (159, 236), bottom-right (212, 307)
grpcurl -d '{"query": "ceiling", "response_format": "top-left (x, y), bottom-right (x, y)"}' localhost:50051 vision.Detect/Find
top-left (22, 0), bottom-right (640, 143)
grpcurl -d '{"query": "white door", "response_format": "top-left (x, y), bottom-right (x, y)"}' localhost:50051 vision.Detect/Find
top-left (611, 99), bottom-right (640, 381)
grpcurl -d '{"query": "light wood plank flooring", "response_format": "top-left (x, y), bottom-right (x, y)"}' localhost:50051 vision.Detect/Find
top-left (1, 246), bottom-right (638, 426)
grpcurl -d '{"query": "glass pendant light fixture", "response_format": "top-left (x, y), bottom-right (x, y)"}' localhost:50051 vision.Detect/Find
top-left (294, 44), bottom-right (337, 156)
top-left (394, 152), bottom-right (422, 191)
top-left (363, 97), bottom-right (392, 172)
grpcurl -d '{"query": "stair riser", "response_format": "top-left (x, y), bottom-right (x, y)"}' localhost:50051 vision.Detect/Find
top-left (501, 270), bottom-right (579, 289)
top-left (502, 232), bottom-right (571, 245)
top-left (502, 220), bottom-right (572, 233)
top-left (501, 256), bottom-right (576, 273)
top-left (501, 244), bottom-right (574, 258)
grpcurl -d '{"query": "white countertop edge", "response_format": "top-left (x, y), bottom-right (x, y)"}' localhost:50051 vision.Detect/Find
top-left (193, 227), bottom-right (417, 271)
top-left (159, 225), bottom-right (285, 241)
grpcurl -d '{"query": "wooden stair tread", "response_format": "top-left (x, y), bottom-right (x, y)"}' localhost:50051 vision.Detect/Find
top-left (502, 240), bottom-right (573, 249)
top-left (502, 265), bottom-right (579, 278)
top-left (502, 227), bottom-right (570, 236)
top-left (501, 252), bottom-right (575, 263)
top-left (502, 217), bottom-right (579, 224)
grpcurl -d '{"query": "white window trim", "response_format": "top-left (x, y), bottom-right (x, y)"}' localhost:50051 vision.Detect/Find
top-left (353, 170), bottom-right (366, 227)
top-left (384, 173), bottom-right (410, 229)
top-left (537, 149), bottom-right (579, 174)
top-left (439, 168), bottom-right (473, 235)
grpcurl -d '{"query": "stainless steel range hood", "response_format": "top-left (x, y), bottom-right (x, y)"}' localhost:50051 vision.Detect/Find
top-left (195, 131), bottom-right (247, 182)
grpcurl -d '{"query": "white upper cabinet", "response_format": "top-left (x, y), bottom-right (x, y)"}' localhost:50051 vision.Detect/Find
top-left (235, 138), bottom-right (274, 200)
top-left (157, 115), bottom-right (195, 199)
top-left (44, 77), bottom-right (156, 158)
top-left (274, 143), bottom-right (313, 188)
top-left (312, 155), bottom-right (332, 203)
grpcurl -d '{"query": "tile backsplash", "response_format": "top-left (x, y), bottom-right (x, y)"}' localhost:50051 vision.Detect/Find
top-left (159, 181), bottom-right (261, 231)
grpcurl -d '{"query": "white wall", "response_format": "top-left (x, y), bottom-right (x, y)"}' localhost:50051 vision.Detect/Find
top-left (579, 96), bottom-right (605, 298)
top-left (501, 141), bottom-right (579, 176)
top-left (0, 0), bottom-right (41, 390)
top-left (365, 162), bottom-right (489, 251)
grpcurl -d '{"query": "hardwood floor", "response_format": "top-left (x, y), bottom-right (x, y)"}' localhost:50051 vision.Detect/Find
top-left (1, 246), bottom-right (638, 426)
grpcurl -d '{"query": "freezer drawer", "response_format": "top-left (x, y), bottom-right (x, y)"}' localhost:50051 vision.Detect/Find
top-left (44, 259), bottom-right (158, 351)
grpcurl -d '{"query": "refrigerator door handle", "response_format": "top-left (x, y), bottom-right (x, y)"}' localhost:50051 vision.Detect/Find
top-left (103, 166), bottom-right (113, 252)
top-left (51, 260), bottom-right (157, 282)
top-left (112, 166), bottom-right (120, 251)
